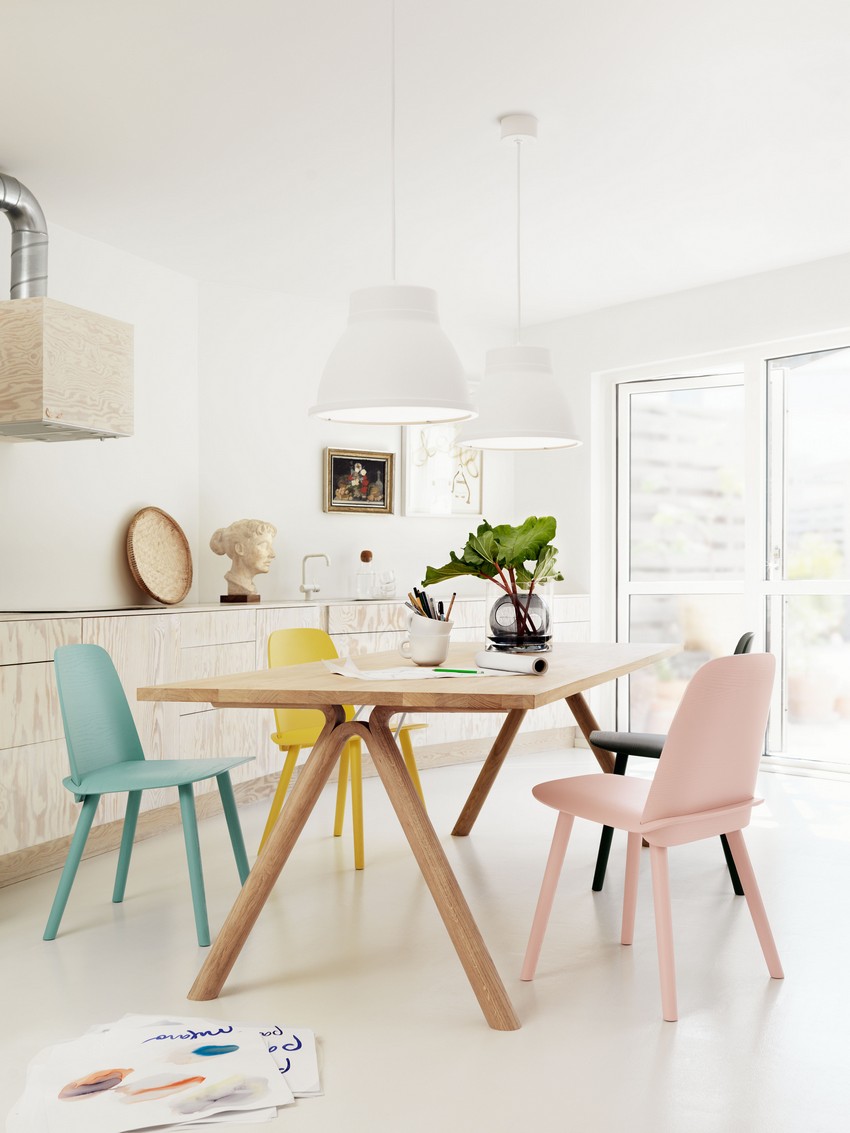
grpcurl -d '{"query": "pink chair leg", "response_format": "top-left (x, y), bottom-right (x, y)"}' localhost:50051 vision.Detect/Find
top-left (621, 832), bottom-right (641, 945)
top-left (521, 813), bottom-right (574, 981)
top-left (649, 845), bottom-right (678, 1021)
top-left (724, 829), bottom-right (784, 979)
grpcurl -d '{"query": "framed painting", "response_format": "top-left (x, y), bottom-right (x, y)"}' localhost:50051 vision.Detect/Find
top-left (324, 448), bottom-right (394, 514)
top-left (402, 424), bottom-right (483, 517)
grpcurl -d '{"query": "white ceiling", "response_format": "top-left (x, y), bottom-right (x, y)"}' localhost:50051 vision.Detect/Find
top-left (3, 0), bottom-right (850, 331)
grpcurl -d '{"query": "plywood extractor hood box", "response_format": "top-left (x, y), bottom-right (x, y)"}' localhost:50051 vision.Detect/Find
top-left (0, 296), bottom-right (133, 441)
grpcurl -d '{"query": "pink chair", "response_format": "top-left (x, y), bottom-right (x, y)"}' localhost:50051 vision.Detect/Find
top-left (521, 652), bottom-right (783, 1021)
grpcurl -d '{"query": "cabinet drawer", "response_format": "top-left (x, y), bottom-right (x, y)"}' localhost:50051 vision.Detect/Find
top-left (553, 595), bottom-right (591, 623)
top-left (178, 609), bottom-right (256, 648)
top-left (326, 602), bottom-right (410, 634)
top-left (255, 606), bottom-right (322, 667)
top-left (330, 630), bottom-right (407, 658)
top-left (177, 642), bottom-right (258, 715)
top-left (425, 597), bottom-right (486, 628)
top-left (0, 661), bottom-right (64, 749)
top-left (179, 707), bottom-right (272, 782)
top-left (0, 618), bottom-right (81, 665)
top-left (0, 739), bottom-right (78, 855)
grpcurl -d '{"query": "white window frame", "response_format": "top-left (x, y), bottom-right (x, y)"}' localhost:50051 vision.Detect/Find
top-left (591, 327), bottom-right (850, 767)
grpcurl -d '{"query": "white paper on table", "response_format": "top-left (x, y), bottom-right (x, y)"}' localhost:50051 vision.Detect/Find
top-left (324, 658), bottom-right (449, 680)
top-left (37, 1023), bottom-right (292, 1133)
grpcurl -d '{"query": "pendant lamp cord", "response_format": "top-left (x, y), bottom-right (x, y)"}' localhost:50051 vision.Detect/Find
top-left (515, 136), bottom-right (522, 344)
top-left (390, 0), bottom-right (397, 284)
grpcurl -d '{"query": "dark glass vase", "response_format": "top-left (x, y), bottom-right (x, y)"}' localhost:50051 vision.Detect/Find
top-left (487, 588), bottom-right (552, 653)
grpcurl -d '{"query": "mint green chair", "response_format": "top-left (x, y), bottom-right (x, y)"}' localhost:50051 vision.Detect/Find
top-left (44, 644), bottom-right (253, 947)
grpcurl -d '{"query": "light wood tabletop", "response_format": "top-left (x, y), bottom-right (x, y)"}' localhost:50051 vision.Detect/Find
top-left (138, 639), bottom-right (677, 1031)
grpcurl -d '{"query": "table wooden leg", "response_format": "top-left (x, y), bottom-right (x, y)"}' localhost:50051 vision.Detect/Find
top-left (188, 708), bottom-right (347, 1001)
top-left (565, 692), bottom-right (615, 773)
top-left (451, 708), bottom-right (528, 836)
top-left (363, 709), bottom-right (521, 1032)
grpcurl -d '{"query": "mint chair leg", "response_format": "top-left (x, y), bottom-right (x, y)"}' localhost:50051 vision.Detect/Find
top-left (113, 791), bottom-right (142, 903)
top-left (216, 771), bottom-right (250, 884)
top-left (177, 783), bottom-right (210, 947)
top-left (44, 793), bottom-right (100, 940)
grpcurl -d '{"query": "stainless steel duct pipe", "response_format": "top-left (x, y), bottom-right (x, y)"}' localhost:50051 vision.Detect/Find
top-left (0, 174), bottom-right (48, 298)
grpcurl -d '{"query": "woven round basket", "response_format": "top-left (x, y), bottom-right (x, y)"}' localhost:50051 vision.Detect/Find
top-left (126, 507), bottom-right (193, 605)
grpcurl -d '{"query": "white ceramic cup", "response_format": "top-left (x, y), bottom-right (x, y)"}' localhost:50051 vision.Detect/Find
top-left (400, 615), bottom-right (453, 666)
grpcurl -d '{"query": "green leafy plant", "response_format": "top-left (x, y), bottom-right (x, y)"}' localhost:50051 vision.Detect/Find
top-left (422, 516), bottom-right (563, 636)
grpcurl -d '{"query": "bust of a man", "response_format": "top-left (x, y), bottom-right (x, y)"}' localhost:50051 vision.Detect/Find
top-left (210, 519), bottom-right (277, 598)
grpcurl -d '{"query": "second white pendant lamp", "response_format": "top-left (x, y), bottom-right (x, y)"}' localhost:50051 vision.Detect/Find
top-left (309, 3), bottom-right (474, 426)
top-left (462, 115), bottom-right (581, 450)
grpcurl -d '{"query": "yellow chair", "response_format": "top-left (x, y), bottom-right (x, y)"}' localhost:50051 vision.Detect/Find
top-left (260, 628), bottom-right (426, 868)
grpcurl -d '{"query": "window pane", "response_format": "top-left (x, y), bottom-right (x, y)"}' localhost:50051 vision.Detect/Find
top-left (628, 383), bottom-right (745, 580)
top-left (628, 593), bottom-right (748, 732)
top-left (770, 348), bottom-right (850, 581)
top-left (785, 595), bottom-right (850, 763)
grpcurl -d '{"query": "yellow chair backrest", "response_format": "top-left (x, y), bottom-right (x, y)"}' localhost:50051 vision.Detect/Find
top-left (268, 628), bottom-right (355, 748)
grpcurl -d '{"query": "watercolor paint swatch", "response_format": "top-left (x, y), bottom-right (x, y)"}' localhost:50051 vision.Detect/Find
top-left (8, 1014), bottom-right (321, 1133)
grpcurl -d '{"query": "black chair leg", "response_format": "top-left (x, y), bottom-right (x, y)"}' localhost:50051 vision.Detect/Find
top-left (592, 825), bottom-right (615, 891)
top-left (592, 751), bottom-right (630, 891)
top-left (720, 833), bottom-right (745, 896)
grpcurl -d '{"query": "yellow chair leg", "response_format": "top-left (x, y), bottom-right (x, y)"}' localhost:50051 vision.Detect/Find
top-left (259, 746), bottom-right (300, 853)
top-left (348, 739), bottom-right (365, 870)
top-left (333, 744), bottom-right (351, 837)
top-left (398, 728), bottom-right (426, 807)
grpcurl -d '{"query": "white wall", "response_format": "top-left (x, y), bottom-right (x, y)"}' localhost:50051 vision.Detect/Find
top-left (197, 282), bottom-right (516, 603)
top-left (0, 225), bottom-right (200, 611)
top-left (521, 252), bottom-right (850, 594)
top-left (0, 215), bottom-right (516, 611)
top-left (4, 228), bottom-right (850, 613)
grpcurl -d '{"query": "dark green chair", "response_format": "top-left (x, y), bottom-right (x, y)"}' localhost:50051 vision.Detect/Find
top-left (590, 632), bottom-right (755, 895)
top-left (44, 643), bottom-right (252, 946)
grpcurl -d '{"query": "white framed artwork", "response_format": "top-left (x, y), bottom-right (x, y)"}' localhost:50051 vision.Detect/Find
top-left (402, 424), bottom-right (483, 517)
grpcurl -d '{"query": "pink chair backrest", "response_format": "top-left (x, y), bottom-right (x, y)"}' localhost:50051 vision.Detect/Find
top-left (641, 653), bottom-right (776, 825)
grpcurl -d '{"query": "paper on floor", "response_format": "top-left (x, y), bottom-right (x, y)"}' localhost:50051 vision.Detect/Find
top-left (9, 1014), bottom-right (321, 1133)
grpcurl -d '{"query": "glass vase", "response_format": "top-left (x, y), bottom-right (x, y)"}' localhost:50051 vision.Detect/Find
top-left (486, 582), bottom-right (553, 653)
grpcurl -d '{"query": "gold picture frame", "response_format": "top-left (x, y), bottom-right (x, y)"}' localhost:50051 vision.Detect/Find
top-left (324, 448), bottom-right (394, 514)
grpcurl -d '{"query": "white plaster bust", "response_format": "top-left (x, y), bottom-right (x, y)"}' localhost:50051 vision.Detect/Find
top-left (210, 518), bottom-right (277, 596)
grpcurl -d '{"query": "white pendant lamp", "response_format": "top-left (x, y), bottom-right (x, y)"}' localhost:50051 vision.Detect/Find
top-left (309, 4), bottom-right (474, 426)
top-left (462, 115), bottom-right (581, 450)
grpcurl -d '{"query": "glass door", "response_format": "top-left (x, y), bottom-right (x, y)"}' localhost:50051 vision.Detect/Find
top-left (616, 374), bottom-right (749, 732)
top-left (766, 347), bottom-right (850, 765)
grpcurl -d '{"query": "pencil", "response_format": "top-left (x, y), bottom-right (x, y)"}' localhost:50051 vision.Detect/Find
top-left (445, 592), bottom-right (457, 620)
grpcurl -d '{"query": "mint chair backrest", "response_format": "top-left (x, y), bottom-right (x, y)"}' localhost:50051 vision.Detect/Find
top-left (641, 652), bottom-right (775, 826)
top-left (54, 644), bottom-right (146, 784)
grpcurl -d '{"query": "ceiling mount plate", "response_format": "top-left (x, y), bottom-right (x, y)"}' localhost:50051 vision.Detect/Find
top-left (500, 113), bottom-right (538, 143)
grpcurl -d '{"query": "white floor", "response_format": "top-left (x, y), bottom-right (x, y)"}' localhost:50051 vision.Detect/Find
top-left (2, 747), bottom-right (848, 1133)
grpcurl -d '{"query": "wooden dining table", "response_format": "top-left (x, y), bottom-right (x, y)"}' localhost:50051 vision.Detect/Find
top-left (138, 639), bottom-right (677, 1031)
